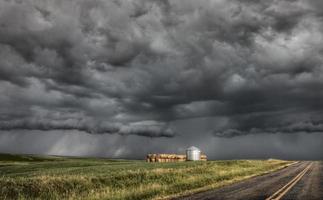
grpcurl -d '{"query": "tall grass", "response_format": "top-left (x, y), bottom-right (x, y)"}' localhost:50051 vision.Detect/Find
top-left (0, 154), bottom-right (292, 200)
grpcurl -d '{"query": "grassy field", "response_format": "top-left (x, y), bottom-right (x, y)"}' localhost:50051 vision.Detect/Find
top-left (0, 154), bottom-right (293, 200)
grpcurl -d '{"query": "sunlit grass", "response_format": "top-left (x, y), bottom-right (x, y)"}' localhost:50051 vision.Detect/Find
top-left (0, 154), bottom-right (293, 200)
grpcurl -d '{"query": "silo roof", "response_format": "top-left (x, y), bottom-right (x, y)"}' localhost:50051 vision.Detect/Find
top-left (187, 146), bottom-right (200, 151)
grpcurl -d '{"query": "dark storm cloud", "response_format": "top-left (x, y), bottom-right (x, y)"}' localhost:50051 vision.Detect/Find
top-left (213, 122), bottom-right (323, 138)
top-left (1, 0), bottom-right (323, 158)
top-left (0, 119), bottom-right (175, 138)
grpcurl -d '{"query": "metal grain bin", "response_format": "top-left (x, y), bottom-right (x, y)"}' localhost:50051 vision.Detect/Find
top-left (186, 146), bottom-right (201, 161)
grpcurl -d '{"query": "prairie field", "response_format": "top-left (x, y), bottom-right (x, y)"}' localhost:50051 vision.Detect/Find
top-left (0, 154), bottom-right (293, 200)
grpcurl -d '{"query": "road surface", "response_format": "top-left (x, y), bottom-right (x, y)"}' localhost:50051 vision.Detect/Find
top-left (173, 161), bottom-right (323, 200)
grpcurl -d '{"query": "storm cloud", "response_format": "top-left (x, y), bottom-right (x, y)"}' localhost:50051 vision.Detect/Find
top-left (0, 119), bottom-right (175, 137)
top-left (0, 0), bottom-right (323, 159)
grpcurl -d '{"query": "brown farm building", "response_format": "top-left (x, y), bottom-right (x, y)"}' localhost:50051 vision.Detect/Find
top-left (146, 153), bottom-right (207, 162)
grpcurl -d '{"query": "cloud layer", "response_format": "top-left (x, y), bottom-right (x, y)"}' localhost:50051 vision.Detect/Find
top-left (0, 0), bottom-right (323, 158)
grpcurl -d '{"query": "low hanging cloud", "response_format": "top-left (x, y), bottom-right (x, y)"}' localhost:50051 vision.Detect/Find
top-left (0, 119), bottom-right (175, 138)
top-left (213, 121), bottom-right (323, 138)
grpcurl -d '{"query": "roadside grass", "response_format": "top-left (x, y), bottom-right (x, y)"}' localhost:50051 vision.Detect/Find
top-left (0, 154), bottom-right (293, 200)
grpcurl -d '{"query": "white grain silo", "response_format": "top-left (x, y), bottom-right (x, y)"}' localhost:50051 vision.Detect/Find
top-left (186, 146), bottom-right (201, 161)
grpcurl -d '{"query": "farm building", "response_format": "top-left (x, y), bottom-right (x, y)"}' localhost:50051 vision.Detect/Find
top-left (146, 154), bottom-right (186, 162)
top-left (146, 146), bottom-right (207, 162)
top-left (186, 146), bottom-right (201, 161)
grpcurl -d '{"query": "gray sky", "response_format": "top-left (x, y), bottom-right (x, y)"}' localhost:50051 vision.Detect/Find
top-left (0, 0), bottom-right (323, 159)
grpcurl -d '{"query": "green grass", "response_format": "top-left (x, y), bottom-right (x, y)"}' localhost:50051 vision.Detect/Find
top-left (0, 154), bottom-right (293, 200)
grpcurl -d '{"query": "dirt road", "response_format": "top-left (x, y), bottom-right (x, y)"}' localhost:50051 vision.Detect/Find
top-left (173, 161), bottom-right (323, 200)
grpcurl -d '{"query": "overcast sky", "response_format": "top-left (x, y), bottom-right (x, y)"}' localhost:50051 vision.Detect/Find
top-left (0, 0), bottom-right (323, 159)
